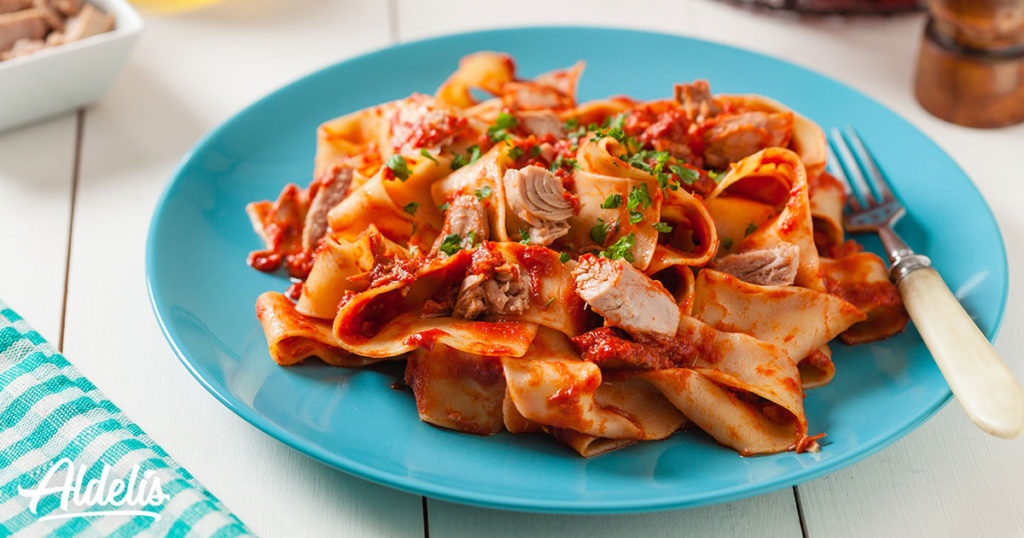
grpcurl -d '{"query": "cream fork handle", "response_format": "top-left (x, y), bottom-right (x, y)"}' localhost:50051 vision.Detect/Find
top-left (899, 267), bottom-right (1024, 438)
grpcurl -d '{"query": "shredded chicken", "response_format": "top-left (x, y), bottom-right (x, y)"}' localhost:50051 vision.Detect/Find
top-left (502, 165), bottom-right (573, 246)
top-left (452, 248), bottom-right (529, 320)
top-left (1, 0), bottom-right (108, 61)
top-left (713, 244), bottom-right (799, 286)
top-left (430, 194), bottom-right (489, 258)
top-left (517, 110), bottom-right (565, 138)
top-left (0, 8), bottom-right (46, 52)
top-left (302, 165), bottom-right (352, 251)
top-left (572, 254), bottom-right (680, 337)
top-left (701, 111), bottom-right (793, 169)
top-left (674, 80), bottom-right (720, 123)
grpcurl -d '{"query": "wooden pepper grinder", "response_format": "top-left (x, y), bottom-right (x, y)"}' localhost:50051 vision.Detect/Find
top-left (914, 0), bottom-right (1024, 128)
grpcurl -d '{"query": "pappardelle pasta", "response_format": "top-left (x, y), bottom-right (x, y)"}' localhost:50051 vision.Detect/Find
top-left (246, 52), bottom-right (908, 457)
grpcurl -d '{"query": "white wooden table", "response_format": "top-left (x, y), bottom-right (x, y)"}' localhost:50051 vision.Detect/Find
top-left (2, 1), bottom-right (1022, 536)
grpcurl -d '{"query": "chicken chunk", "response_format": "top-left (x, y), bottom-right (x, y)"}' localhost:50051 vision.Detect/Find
top-left (452, 264), bottom-right (529, 320)
top-left (503, 165), bottom-right (573, 245)
top-left (430, 194), bottom-right (489, 258)
top-left (302, 166), bottom-right (352, 251)
top-left (572, 254), bottom-right (680, 337)
top-left (517, 110), bottom-right (565, 138)
top-left (713, 244), bottom-right (799, 286)
top-left (0, 0), bottom-right (32, 14)
top-left (702, 111), bottom-right (793, 169)
top-left (674, 80), bottom-right (720, 123)
top-left (61, 3), bottom-right (113, 43)
top-left (0, 8), bottom-right (47, 52)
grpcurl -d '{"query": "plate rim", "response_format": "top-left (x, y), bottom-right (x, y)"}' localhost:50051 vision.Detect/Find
top-left (145, 25), bottom-right (1009, 514)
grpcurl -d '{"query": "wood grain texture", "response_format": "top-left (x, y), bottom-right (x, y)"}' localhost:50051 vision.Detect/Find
top-left (394, 0), bottom-right (700, 42)
top-left (0, 114), bottom-right (76, 343)
top-left (59, 1), bottom-right (423, 536)
top-left (3, 0), bottom-right (1018, 536)
top-left (427, 491), bottom-right (803, 538)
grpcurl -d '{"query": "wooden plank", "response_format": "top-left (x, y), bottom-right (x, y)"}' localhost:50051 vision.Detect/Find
top-left (394, 0), bottom-right (700, 42)
top-left (59, 2), bottom-right (423, 536)
top-left (0, 114), bottom-right (77, 344)
top-left (428, 492), bottom-right (803, 538)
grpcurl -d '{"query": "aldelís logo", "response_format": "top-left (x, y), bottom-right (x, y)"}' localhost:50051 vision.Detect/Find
top-left (17, 458), bottom-right (170, 522)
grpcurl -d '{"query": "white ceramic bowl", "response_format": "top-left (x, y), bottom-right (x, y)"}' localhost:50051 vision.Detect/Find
top-left (0, 0), bottom-right (142, 132)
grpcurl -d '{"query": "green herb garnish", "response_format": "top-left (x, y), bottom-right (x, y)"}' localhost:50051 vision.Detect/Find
top-left (601, 232), bottom-right (636, 262)
top-left (601, 194), bottom-right (622, 209)
top-left (385, 154), bottom-right (411, 181)
top-left (438, 233), bottom-right (463, 256)
top-left (403, 202), bottom-right (419, 215)
top-left (590, 218), bottom-right (610, 245)
top-left (420, 149), bottom-right (439, 165)
top-left (487, 112), bottom-right (517, 142)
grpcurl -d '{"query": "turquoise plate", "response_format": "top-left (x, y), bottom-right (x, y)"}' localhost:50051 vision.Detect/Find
top-left (146, 27), bottom-right (1007, 513)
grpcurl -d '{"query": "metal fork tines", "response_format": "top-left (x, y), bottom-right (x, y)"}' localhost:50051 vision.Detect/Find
top-left (826, 126), bottom-right (927, 282)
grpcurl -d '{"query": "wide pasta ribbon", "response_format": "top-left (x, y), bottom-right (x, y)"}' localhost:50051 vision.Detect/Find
top-left (708, 147), bottom-right (826, 291)
top-left (691, 269), bottom-right (865, 388)
top-left (256, 291), bottom-right (385, 367)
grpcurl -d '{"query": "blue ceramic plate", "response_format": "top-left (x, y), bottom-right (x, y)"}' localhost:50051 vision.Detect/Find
top-left (147, 27), bottom-right (1008, 513)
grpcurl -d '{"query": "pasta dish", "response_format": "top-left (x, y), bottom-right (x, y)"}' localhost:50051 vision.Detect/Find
top-left (245, 53), bottom-right (908, 457)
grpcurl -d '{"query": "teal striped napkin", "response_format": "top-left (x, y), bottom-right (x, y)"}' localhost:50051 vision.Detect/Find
top-left (0, 301), bottom-right (253, 537)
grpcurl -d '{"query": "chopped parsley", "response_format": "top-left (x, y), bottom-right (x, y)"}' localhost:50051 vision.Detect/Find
top-left (628, 211), bottom-right (644, 224)
top-left (518, 229), bottom-right (531, 244)
top-left (529, 145), bottom-right (542, 158)
top-left (563, 118), bottom-right (579, 131)
top-left (438, 233), bottom-right (463, 256)
top-left (507, 146), bottom-right (524, 161)
top-left (601, 232), bottom-right (636, 262)
top-left (744, 222), bottom-right (757, 236)
top-left (402, 202), bottom-right (419, 215)
top-left (487, 112), bottom-right (517, 142)
top-left (450, 145), bottom-right (482, 170)
top-left (438, 202), bottom-right (450, 211)
top-left (544, 296), bottom-right (556, 307)
top-left (590, 218), bottom-right (610, 245)
top-left (549, 154), bottom-right (578, 172)
top-left (559, 252), bottom-right (570, 263)
top-left (669, 164), bottom-right (700, 185)
top-left (627, 184), bottom-right (652, 211)
top-left (653, 222), bottom-right (673, 233)
top-left (467, 230), bottom-right (477, 247)
top-left (475, 185), bottom-right (492, 201)
top-left (601, 194), bottom-right (622, 209)
top-left (419, 148), bottom-right (439, 165)
top-left (709, 169), bottom-right (727, 182)
top-left (385, 154), bottom-right (411, 181)
top-left (721, 237), bottom-right (734, 251)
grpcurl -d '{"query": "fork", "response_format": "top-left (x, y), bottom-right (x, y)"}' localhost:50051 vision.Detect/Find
top-left (828, 126), bottom-right (1024, 439)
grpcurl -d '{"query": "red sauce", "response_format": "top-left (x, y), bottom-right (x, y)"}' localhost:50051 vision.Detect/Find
top-left (285, 281), bottom-right (303, 301)
top-left (514, 246), bottom-right (558, 298)
top-left (248, 251), bottom-right (282, 272)
top-left (825, 278), bottom-right (902, 314)
top-left (469, 243), bottom-right (506, 276)
top-left (335, 290), bottom-right (405, 339)
top-left (571, 327), bottom-right (700, 370)
top-left (403, 329), bottom-right (450, 351)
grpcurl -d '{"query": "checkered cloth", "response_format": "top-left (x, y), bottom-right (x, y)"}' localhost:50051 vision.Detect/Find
top-left (0, 301), bottom-right (252, 537)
